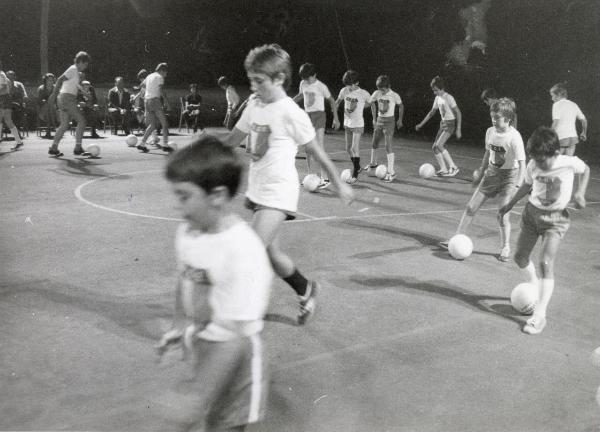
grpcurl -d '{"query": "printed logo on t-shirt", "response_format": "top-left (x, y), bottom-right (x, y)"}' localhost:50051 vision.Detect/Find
top-left (305, 92), bottom-right (316, 108)
top-left (490, 144), bottom-right (506, 167)
top-left (378, 99), bottom-right (390, 116)
top-left (249, 123), bottom-right (271, 161)
top-left (536, 175), bottom-right (562, 206)
top-left (345, 97), bottom-right (358, 114)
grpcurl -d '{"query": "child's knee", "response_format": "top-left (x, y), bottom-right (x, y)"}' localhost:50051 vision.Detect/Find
top-left (514, 252), bottom-right (529, 268)
top-left (432, 144), bottom-right (442, 154)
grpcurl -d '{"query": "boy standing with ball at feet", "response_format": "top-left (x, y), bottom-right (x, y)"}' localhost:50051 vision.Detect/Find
top-left (415, 76), bottom-right (461, 176)
top-left (48, 51), bottom-right (91, 157)
top-left (156, 135), bottom-right (272, 431)
top-left (293, 63), bottom-right (340, 189)
top-left (364, 75), bottom-right (404, 183)
top-left (137, 63), bottom-right (172, 153)
top-left (499, 126), bottom-right (590, 334)
top-left (335, 70), bottom-right (371, 184)
top-left (225, 44), bottom-right (354, 324)
top-left (442, 98), bottom-right (525, 262)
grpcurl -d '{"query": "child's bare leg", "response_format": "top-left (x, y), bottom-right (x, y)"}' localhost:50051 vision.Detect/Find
top-left (384, 132), bottom-right (394, 174)
top-left (536, 232), bottom-right (561, 317)
top-left (370, 128), bottom-right (383, 166)
top-left (156, 111), bottom-right (169, 145)
top-left (52, 108), bottom-right (71, 148)
top-left (496, 191), bottom-right (514, 259)
top-left (441, 149), bottom-right (457, 171)
top-left (344, 129), bottom-right (353, 158)
top-left (142, 112), bottom-right (157, 143)
top-left (351, 131), bottom-right (362, 177)
top-left (432, 131), bottom-right (450, 172)
top-left (457, 189), bottom-right (486, 235)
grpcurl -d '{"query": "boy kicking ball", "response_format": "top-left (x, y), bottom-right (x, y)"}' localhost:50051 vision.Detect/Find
top-left (499, 126), bottom-right (590, 335)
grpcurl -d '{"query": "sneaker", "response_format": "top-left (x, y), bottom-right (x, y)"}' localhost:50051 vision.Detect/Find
top-left (48, 147), bottom-right (63, 157)
top-left (162, 145), bottom-right (174, 153)
top-left (347, 176), bottom-right (358, 185)
top-left (523, 315), bottom-right (547, 335)
top-left (498, 246), bottom-right (511, 262)
top-left (445, 167), bottom-right (460, 177)
top-left (383, 173), bottom-right (396, 183)
top-left (438, 240), bottom-right (449, 249)
top-left (11, 142), bottom-right (24, 151)
top-left (73, 146), bottom-right (84, 155)
top-left (298, 281), bottom-right (319, 325)
top-left (136, 143), bottom-right (149, 153)
top-left (362, 163), bottom-right (377, 173)
top-left (436, 169), bottom-right (448, 177)
top-left (317, 179), bottom-right (330, 189)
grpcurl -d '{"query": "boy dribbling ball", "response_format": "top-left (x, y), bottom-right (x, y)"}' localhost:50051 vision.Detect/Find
top-left (499, 126), bottom-right (590, 335)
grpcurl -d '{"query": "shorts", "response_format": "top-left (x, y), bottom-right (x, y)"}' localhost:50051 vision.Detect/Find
top-left (520, 201), bottom-right (570, 239)
top-left (374, 116), bottom-right (395, 136)
top-left (435, 119), bottom-right (456, 141)
top-left (308, 111), bottom-right (326, 130)
top-left (344, 126), bottom-right (364, 134)
top-left (245, 198), bottom-right (296, 221)
top-left (0, 94), bottom-right (11, 109)
top-left (162, 333), bottom-right (268, 430)
top-left (478, 166), bottom-right (518, 198)
top-left (145, 97), bottom-right (163, 113)
top-left (559, 136), bottom-right (579, 148)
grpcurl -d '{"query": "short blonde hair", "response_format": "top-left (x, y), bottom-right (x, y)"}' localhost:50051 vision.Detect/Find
top-left (244, 44), bottom-right (292, 89)
top-left (490, 97), bottom-right (516, 124)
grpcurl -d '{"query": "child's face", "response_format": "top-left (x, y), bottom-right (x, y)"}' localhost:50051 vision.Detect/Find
top-left (247, 71), bottom-right (283, 103)
top-left (378, 86), bottom-right (390, 94)
top-left (532, 153), bottom-right (558, 171)
top-left (550, 91), bottom-right (560, 103)
top-left (171, 182), bottom-right (215, 231)
top-left (432, 86), bottom-right (443, 96)
top-left (490, 112), bottom-right (510, 132)
top-left (76, 62), bottom-right (89, 72)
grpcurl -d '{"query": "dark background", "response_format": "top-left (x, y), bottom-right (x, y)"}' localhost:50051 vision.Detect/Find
top-left (1, 0), bottom-right (599, 159)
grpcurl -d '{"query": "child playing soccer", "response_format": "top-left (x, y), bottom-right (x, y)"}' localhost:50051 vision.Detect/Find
top-left (364, 75), bottom-right (404, 183)
top-left (550, 82), bottom-right (588, 156)
top-left (137, 63), bottom-right (172, 153)
top-left (293, 62), bottom-right (340, 189)
top-left (442, 98), bottom-right (525, 261)
top-left (0, 61), bottom-right (24, 150)
top-left (218, 76), bottom-right (241, 130)
top-left (224, 44), bottom-right (354, 324)
top-left (498, 126), bottom-right (590, 334)
top-left (415, 76), bottom-right (461, 176)
top-left (481, 88), bottom-right (518, 129)
top-left (48, 51), bottom-right (91, 157)
top-left (335, 70), bottom-right (371, 184)
top-left (156, 135), bottom-right (272, 431)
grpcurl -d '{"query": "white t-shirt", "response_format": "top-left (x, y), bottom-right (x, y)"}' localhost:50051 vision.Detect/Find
top-left (59, 65), bottom-right (80, 95)
top-left (552, 99), bottom-right (585, 140)
top-left (485, 126), bottom-right (525, 169)
top-left (433, 92), bottom-right (457, 121)
top-left (0, 71), bottom-right (9, 96)
top-left (338, 86), bottom-right (371, 127)
top-left (370, 89), bottom-right (402, 118)
top-left (176, 221), bottom-right (272, 341)
top-left (299, 79), bottom-right (331, 113)
top-left (144, 72), bottom-right (163, 100)
top-left (526, 155), bottom-right (586, 211)
top-left (236, 96), bottom-right (316, 212)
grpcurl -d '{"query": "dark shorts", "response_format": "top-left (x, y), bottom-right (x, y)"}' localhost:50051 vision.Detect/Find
top-left (374, 116), bottom-right (395, 136)
top-left (245, 198), bottom-right (296, 221)
top-left (0, 94), bottom-right (11, 109)
top-left (520, 201), bottom-right (570, 239)
top-left (344, 126), bottom-right (364, 134)
top-left (145, 97), bottom-right (163, 113)
top-left (435, 119), bottom-right (456, 142)
top-left (559, 136), bottom-right (578, 148)
top-left (308, 111), bottom-right (326, 130)
top-left (478, 166), bottom-right (518, 198)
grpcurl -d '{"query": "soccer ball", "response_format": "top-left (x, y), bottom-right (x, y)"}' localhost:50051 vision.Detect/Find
top-left (375, 164), bottom-right (387, 179)
top-left (510, 282), bottom-right (539, 315)
top-left (86, 144), bottom-right (101, 157)
top-left (126, 134), bottom-right (138, 147)
top-left (340, 169), bottom-right (352, 183)
top-left (302, 174), bottom-right (320, 192)
top-left (448, 234), bottom-right (473, 260)
top-left (419, 163), bottom-right (435, 179)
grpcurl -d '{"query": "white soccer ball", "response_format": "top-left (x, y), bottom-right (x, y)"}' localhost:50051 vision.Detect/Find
top-left (340, 169), bottom-right (352, 183)
top-left (448, 234), bottom-right (473, 260)
top-left (86, 144), bottom-right (101, 157)
top-left (375, 164), bottom-right (387, 179)
top-left (126, 134), bottom-right (138, 147)
top-left (419, 163), bottom-right (436, 179)
top-left (510, 282), bottom-right (539, 315)
top-left (302, 174), bottom-right (320, 192)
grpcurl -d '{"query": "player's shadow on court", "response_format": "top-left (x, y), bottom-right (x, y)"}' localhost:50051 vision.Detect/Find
top-left (339, 219), bottom-right (444, 248)
top-left (50, 157), bottom-right (113, 178)
top-left (350, 275), bottom-right (523, 326)
top-left (264, 313), bottom-right (298, 326)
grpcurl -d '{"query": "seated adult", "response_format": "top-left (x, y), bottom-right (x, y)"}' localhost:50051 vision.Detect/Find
top-left (6, 70), bottom-right (28, 133)
top-left (37, 73), bottom-right (58, 138)
top-left (107, 76), bottom-right (132, 135)
top-left (77, 80), bottom-right (100, 138)
top-left (183, 83), bottom-right (203, 133)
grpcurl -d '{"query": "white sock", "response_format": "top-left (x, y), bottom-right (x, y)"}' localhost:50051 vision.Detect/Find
top-left (387, 152), bottom-right (395, 174)
top-left (434, 153), bottom-right (447, 172)
top-left (520, 261), bottom-right (539, 285)
top-left (370, 149), bottom-right (376, 166)
top-left (536, 278), bottom-right (554, 318)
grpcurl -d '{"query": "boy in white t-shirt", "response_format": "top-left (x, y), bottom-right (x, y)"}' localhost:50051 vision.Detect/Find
top-left (499, 126), bottom-right (590, 335)
top-left (441, 99), bottom-right (525, 261)
top-left (225, 44), bottom-right (354, 325)
top-left (293, 63), bottom-right (340, 189)
top-left (335, 70), bottom-right (371, 184)
top-left (137, 63), bottom-right (172, 153)
top-left (48, 51), bottom-right (91, 157)
top-left (218, 76), bottom-right (241, 130)
top-left (415, 76), bottom-right (461, 176)
top-left (0, 60), bottom-right (24, 150)
top-left (365, 75), bottom-right (404, 183)
top-left (156, 135), bottom-right (272, 431)
top-left (550, 82), bottom-right (588, 156)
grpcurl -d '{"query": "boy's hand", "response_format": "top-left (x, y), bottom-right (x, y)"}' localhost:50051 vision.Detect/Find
top-left (573, 193), bottom-right (586, 209)
top-left (155, 329), bottom-right (183, 357)
top-left (472, 168), bottom-right (483, 186)
top-left (415, 123), bottom-right (422, 131)
top-left (580, 132), bottom-right (587, 142)
top-left (456, 129), bottom-right (462, 139)
top-left (332, 118), bottom-right (340, 130)
top-left (337, 182), bottom-right (355, 206)
top-left (396, 120), bottom-right (403, 130)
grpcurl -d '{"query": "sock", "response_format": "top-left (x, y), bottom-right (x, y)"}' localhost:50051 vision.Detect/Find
top-left (351, 157), bottom-right (361, 177)
top-left (520, 261), bottom-right (539, 285)
top-left (434, 153), bottom-right (447, 172)
top-left (536, 278), bottom-right (554, 318)
top-left (370, 149), bottom-right (376, 166)
top-left (387, 152), bottom-right (395, 174)
top-left (283, 268), bottom-right (308, 297)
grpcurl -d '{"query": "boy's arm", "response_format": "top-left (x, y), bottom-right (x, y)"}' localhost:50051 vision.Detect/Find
top-left (327, 96), bottom-right (340, 129)
top-left (160, 84), bottom-right (170, 110)
top-left (416, 107), bottom-right (436, 130)
top-left (573, 163), bottom-right (590, 208)
top-left (515, 159), bottom-right (526, 188)
top-left (396, 103), bottom-right (404, 129)
top-left (452, 105), bottom-right (462, 139)
top-left (370, 102), bottom-right (378, 125)
top-left (579, 115), bottom-right (588, 141)
top-left (50, 75), bottom-right (67, 99)
top-left (499, 182), bottom-right (532, 216)
top-left (304, 138), bottom-right (354, 205)
top-left (292, 92), bottom-right (303, 104)
top-left (222, 127), bottom-right (248, 147)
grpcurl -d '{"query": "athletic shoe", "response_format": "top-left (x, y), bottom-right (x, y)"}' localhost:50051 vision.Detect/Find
top-left (362, 163), bottom-right (377, 174)
top-left (136, 143), bottom-right (149, 153)
top-left (436, 169), bottom-right (448, 177)
top-left (317, 179), bottom-right (330, 189)
top-left (298, 280), bottom-right (319, 325)
top-left (347, 176), bottom-right (358, 185)
top-left (445, 167), bottom-right (460, 177)
top-left (11, 142), bottom-right (24, 151)
top-left (162, 145), bottom-right (174, 153)
top-left (73, 146), bottom-right (85, 155)
top-left (383, 173), bottom-right (396, 183)
top-left (498, 246), bottom-right (511, 262)
top-left (48, 147), bottom-right (63, 157)
top-left (438, 240), bottom-right (449, 249)
top-left (523, 315), bottom-right (546, 335)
